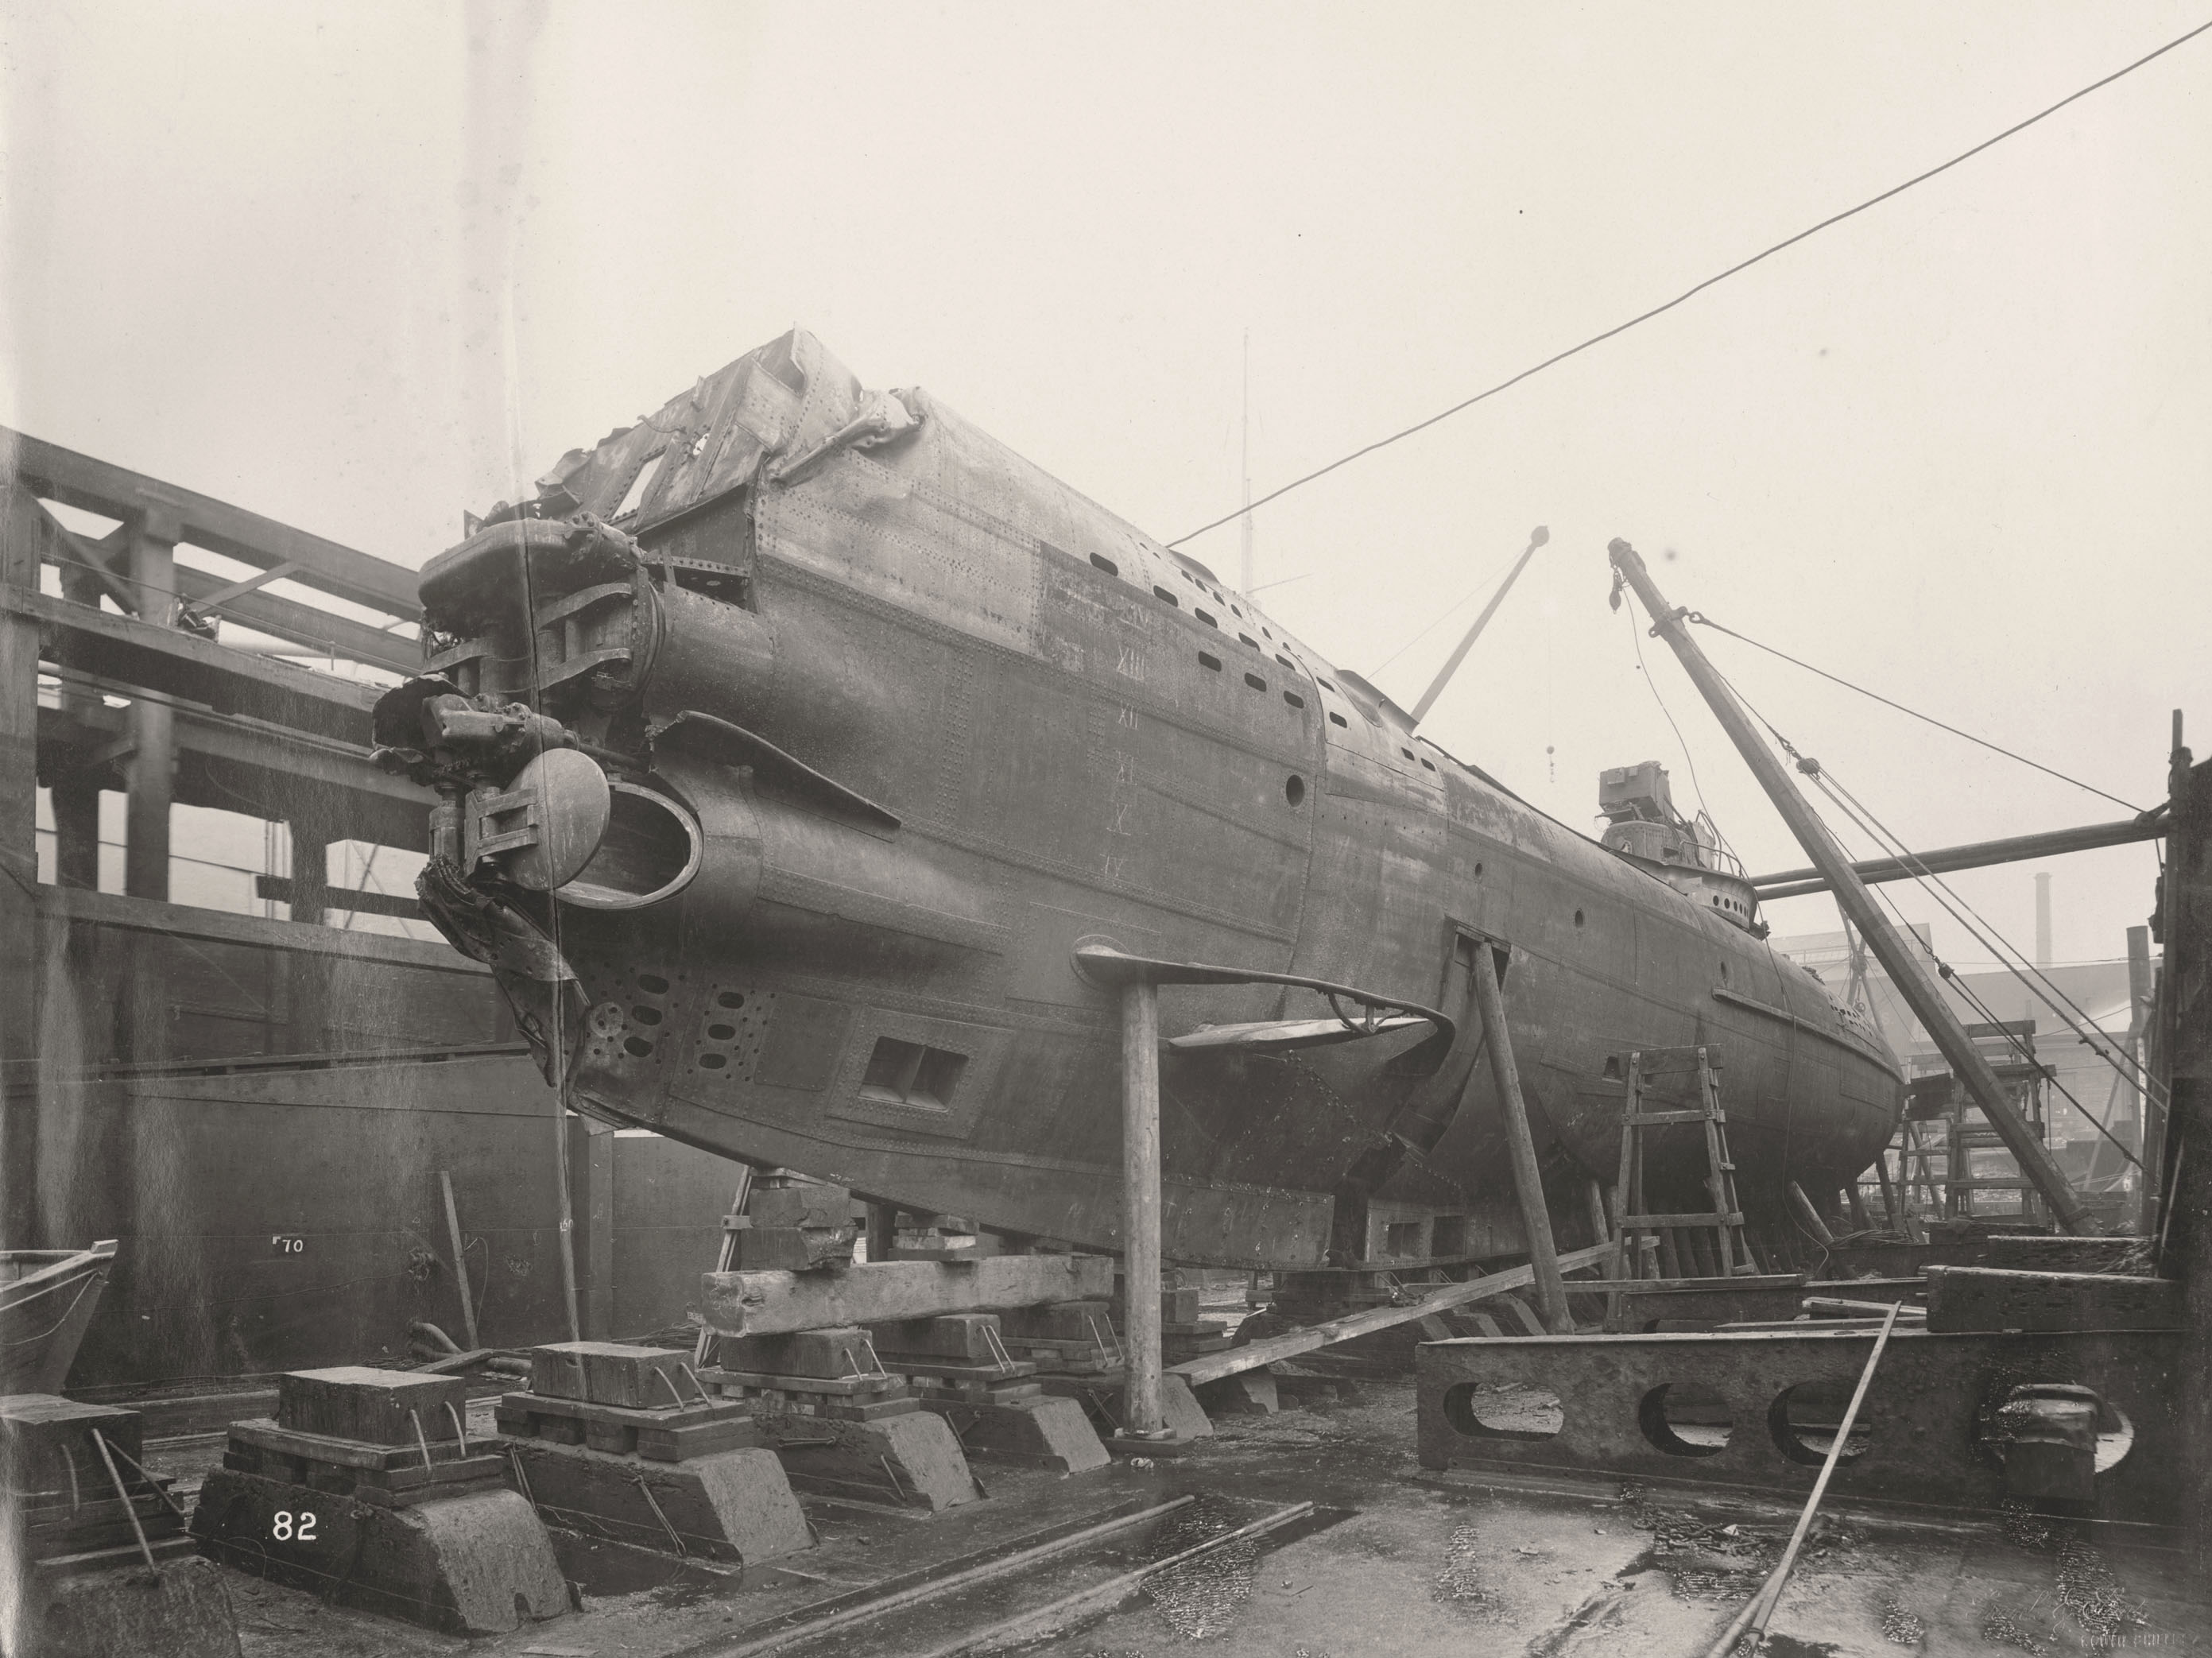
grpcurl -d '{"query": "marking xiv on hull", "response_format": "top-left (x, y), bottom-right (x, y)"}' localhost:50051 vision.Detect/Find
top-left (372, 327), bottom-right (1902, 1270)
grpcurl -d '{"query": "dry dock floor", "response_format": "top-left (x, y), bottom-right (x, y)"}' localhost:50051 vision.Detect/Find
top-left (149, 1376), bottom-right (2210, 1656)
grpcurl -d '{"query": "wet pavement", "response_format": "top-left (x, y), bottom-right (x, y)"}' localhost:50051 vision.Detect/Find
top-left (145, 1375), bottom-right (2210, 1656)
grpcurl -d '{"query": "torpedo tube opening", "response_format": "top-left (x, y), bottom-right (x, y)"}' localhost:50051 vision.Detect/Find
top-left (553, 782), bottom-right (703, 909)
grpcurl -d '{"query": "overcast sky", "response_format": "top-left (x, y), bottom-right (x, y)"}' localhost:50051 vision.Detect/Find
top-left (6, 2), bottom-right (2206, 980)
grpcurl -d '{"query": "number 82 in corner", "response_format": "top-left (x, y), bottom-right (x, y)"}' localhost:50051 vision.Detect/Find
top-left (272, 1510), bottom-right (318, 1542)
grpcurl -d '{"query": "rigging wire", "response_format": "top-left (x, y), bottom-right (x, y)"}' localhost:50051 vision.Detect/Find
top-left (1620, 590), bottom-right (1734, 860)
top-left (1697, 651), bottom-right (2155, 1092)
top-left (1845, 820), bottom-right (2147, 1173)
top-left (1687, 613), bottom-right (2148, 815)
top-left (1811, 761), bottom-right (2163, 1102)
top-left (1369, 547), bottom-right (1524, 674)
top-left (1167, 16), bottom-right (2212, 549)
top-left (1661, 646), bottom-right (2157, 1168)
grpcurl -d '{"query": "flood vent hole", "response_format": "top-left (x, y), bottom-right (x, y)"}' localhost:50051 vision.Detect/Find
top-left (859, 1037), bottom-right (968, 1110)
top-left (637, 973), bottom-right (670, 995)
top-left (1442, 1382), bottom-right (1563, 1441)
top-left (1090, 552), bottom-right (1119, 577)
top-left (1771, 1381), bottom-right (1873, 1465)
top-left (698, 1052), bottom-right (727, 1070)
top-left (706, 1022), bottom-right (737, 1042)
top-left (622, 1036), bottom-right (655, 1059)
top-left (631, 1005), bottom-right (663, 1026)
top-left (1640, 1383), bottom-right (1734, 1457)
top-left (715, 990), bottom-right (746, 1009)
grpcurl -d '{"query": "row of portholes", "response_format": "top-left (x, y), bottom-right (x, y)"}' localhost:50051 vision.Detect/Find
top-left (1443, 1377), bottom-right (2136, 1474)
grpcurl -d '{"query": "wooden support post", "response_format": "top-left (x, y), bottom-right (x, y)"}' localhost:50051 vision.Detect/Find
top-left (866, 1201), bottom-right (898, 1264)
top-left (1788, 1180), bottom-right (1838, 1249)
top-left (572, 1117), bottom-right (614, 1340)
top-left (0, 467), bottom-right (45, 1242)
top-left (438, 1171), bottom-right (480, 1349)
top-left (1467, 943), bottom-right (1571, 1331)
top-left (123, 515), bottom-right (178, 902)
top-left (289, 821), bottom-right (328, 924)
top-left (1844, 1180), bottom-right (1873, 1234)
top-left (1120, 980), bottom-right (1165, 1437)
top-left (1583, 1179), bottom-right (1613, 1269)
top-left (1873, 1149), bottom-right (1900, 1232)
top-left (548, 1017), bottom-right (583, 1344)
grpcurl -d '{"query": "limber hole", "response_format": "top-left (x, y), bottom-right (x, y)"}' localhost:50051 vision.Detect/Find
top-left (1442, 1381), bottom-right (1563, 1441)
top-left (1771, 1380), bottom-right (1873, 1465)
top-left (1640, 1382), bottom-right (1734, 1457)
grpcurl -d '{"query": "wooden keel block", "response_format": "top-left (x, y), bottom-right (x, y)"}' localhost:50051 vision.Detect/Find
top-left (503, 1439), bottom-right (810, 1567)
top-left (716, 1327), bottom-right (880, 1380)
top-left (276, 1367), bottom-right (467, 1447)
top-left (701, 1254), bottom-right (1115, 1337)
top-left (0, 1395), bottom-right (143, 1499)
top-left (191, 1467), bottom-right (565, 1636)
top-left (1924, 1267), bottom-right (2181, 1333)
top-left (759, 1408), bottom-right (979, 1511)
top-left (999, 1300), bottom-right (1115, 1343)
top-left (527, 1342), bottom-right (697, 1408)
top-left (870, 1313), bottom-right (1003, 1362)
top-left (922, 1393), bottom-right (1110, 1472)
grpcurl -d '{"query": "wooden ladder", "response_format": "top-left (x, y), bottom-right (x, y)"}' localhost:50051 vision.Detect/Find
top-left (1608, 1045), bottom-right (1753, 1309)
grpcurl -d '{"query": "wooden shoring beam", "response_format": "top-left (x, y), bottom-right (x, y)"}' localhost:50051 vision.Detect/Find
top-left (170, 563), bottom-right (421, 674)
top-left (699, 1255), bottom-right (1117, 1338)
top-left (12, 584), bottom-right (377, 745)
top-left (2, 428), bottom-right (422, 622)
top-left (35, 701), bottom-right (428, 853)
top-left (1172, 1242), bottom-right (1613, 1387)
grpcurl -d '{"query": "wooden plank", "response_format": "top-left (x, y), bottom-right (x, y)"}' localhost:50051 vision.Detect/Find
top-left (1620, 1212), bottom-right (1744, 1228)
top-left (1924, 1266), bottom-right (2180, 1333)
top-left (10, 585), bottom-right (375, 743)
top-left (171, 562), bottom-right (421, 672)
top-left (701, 1254), bottom-right (1116, 1337)
top-left (1170, 1242), bottom-right (1613, 1386)
top-left (5, 428), bottom-right (421, 620)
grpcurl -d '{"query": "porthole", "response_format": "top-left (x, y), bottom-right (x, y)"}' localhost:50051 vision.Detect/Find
top-left (1245, 672), bottom-right (1267, 692)
top-left (1284, 774), bottom-right (1306, 807)
top-left (1090, 552), bottom-right (1119, 577)
top-left (1199, 652), bottom-right (1222, 672)
top-left (1152, 585), bottom-right (1180, 607)
top-left (1283, 691), bottom-right (1305, 709)
top-left (1327, 711), bottom-right (1349, 728)
top-left (1196, 609), bottom-right (1218, 628)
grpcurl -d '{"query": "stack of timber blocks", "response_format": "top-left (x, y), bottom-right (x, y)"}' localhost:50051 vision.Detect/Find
top-left (499, 1342), bottom-right (810, 1569)
top-left (711, 1326), bottom-right (983, 1509)
top-left (733, 1179), bottom-right (859, 1270)
top-left (2, 1394), bottom-right (236, 1658)
top-left (867, 1313), bottom-right (1109, 1472)
top-left (998, 1292), bottom-right (1214, 1439)
top-left (191, 1366), bottom-right (566, 1636)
